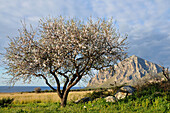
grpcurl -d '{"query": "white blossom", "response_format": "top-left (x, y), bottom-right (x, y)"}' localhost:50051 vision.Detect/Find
top-left (4, 17), bottom-right (127, 102)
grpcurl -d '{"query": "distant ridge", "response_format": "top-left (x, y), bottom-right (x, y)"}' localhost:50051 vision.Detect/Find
top-left (87, 55), bottom-right (164, 88)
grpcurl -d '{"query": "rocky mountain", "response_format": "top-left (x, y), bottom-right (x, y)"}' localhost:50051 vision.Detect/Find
top-left (87, 55), bottom-right (164, 88)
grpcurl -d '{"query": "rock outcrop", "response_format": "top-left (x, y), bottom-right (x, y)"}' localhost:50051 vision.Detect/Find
top-left (114, 86), bottom-right (136, 100)
top-left (104, 96), bottom-right (117, 102)
top-left (87, 69), bottom-right (114, 86)
top-left (87, 55), bottom-right (163, 88)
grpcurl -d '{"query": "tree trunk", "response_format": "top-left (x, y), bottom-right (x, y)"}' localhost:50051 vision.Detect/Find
top-left (60, 89), bottom-right (70, 107)
top-left (58, 76), bottom-right (82, 107)
top-left (61, 97), bottom-right (67, 107)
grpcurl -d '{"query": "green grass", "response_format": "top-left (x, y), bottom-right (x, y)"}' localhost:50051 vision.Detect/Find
top-left (0, 81), bottom-right (169, 113)
top-left (0, 96), bottom-right (169, 113)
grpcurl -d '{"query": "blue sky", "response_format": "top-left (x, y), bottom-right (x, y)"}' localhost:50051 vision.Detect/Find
top-left (0, 0), bottom-right (170, 86)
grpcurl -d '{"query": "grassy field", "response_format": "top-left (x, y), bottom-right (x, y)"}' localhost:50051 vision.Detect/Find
top-left (0, 81), bottom-right (169, 113)
top-left (0, 91), bottom-right (92, 104)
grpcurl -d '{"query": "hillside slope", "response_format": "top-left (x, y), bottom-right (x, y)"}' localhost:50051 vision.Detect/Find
top-left (87, 55), bottom-right (164, 88)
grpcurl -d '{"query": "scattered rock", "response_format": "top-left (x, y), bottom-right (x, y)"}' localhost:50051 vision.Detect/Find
top-left (114, 91), bottom-right (128, 100)
top-left (104, 96), bottom-right (117, 102)
top-left (75, 97), bottom-right (92, 104)
top-left (120, 86), bottom-right (135, 93)
top-left (114, 86), bottom-right (136, 100)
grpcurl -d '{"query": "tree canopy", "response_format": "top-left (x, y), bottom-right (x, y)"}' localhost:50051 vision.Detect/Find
top-left (4, 16), bottom-right (128, 106)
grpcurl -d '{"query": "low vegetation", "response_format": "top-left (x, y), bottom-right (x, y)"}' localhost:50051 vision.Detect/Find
top-left (0, 91), bottom-right (92, 104)
top-left (0, 98), bottom-right (14, 108)
top-left (0, 81), bottom-right (169, 112)
top-left (34, 87), bottom-right (41, 93)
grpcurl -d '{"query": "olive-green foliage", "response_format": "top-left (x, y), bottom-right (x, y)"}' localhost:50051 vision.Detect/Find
top-left (0, 98), bottom-right (14, 107)
top-left (85, 91), bottom-right (104, 100)
top-left (85, 90), bottom-right (112, 100)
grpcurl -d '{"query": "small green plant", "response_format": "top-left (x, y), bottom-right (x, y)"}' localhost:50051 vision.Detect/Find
top-left (0, 98), bottom-right (14, 107)
top-left (16, 109), bottom-right (28, 113)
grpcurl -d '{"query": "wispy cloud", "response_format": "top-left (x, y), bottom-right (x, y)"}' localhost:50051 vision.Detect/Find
top-left (0, 0), bottom-right (170, 67)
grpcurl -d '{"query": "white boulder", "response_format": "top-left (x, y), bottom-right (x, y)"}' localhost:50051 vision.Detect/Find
top-left (104, 96), bottom-right (117, 102)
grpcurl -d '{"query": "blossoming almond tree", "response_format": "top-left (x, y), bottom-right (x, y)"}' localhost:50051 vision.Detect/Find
top-left (4, 17), bottom-right (127, 107)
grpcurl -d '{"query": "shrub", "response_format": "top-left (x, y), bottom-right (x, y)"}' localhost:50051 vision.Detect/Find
top-left (85, 91), bottom-right (108, 100)
top-left (0, 98), bottom-right (14, 107)
top-left (34, 87), bottom-right (41, 93)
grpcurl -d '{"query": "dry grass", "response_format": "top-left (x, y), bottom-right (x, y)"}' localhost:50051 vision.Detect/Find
top-left (0, 91), bottom-right (92, 104)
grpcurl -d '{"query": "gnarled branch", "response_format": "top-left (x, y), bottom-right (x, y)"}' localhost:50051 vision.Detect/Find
top-left (50, 69), bottom-right (62, 98)
top-left (34, 74), bottom-right (56, 91)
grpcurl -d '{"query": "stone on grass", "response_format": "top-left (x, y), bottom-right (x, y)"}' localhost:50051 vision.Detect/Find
top-left (114, 92), bottom-right (127, 100)
top-left (114, 85), bottom-right (136, 100)
top-left (104, 96), bottom-right (117, 102)
top-left (120, 86), bottom-right (135, 93)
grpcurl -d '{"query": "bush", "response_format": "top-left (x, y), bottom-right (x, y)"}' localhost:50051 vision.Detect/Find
top-left (85, 91), bottom-right (101, 100)
top-left (34, 87), bottom-right (41, 93)
top-left (85, 91), bottom-right (111, 100)
top-left (110, 84), bottom-right (127, 94)
top-left (0, 98), bottom-right (14, 107)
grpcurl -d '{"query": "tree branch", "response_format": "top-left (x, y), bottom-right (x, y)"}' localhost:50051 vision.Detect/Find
top-left (67, 74), bottom-right (77, 86)
top-left (50, 70), bottom-right (62, 98)
top-left (35, 74), bottom-right (56, 91)
top-left (67, 73), bottom-right (82, 89)
top-left (78, 58), bottom-right (90, 74)
top-left (57, 71), bottom-right (69, 95)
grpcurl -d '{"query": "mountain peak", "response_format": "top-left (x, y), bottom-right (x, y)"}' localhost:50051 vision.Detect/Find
top-left (131, 55), bottom-right (138, 58)
top-left (129, 55), bottom-right (142, 60)
top-left (87, 55), bottom-right (163, 88)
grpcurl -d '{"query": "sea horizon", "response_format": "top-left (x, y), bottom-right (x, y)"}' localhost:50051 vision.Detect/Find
top-left (0, 86), bottom-right (84, 93)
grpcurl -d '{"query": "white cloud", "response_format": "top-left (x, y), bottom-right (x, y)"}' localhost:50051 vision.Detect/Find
top-left (0, 0), bottom-right (169, 75)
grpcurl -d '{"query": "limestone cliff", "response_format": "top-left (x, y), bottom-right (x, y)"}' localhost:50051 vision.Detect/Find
top-left (87, 55), bottom-right (163, 88)
top-left (87, 69), bottom-right (114, 86)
